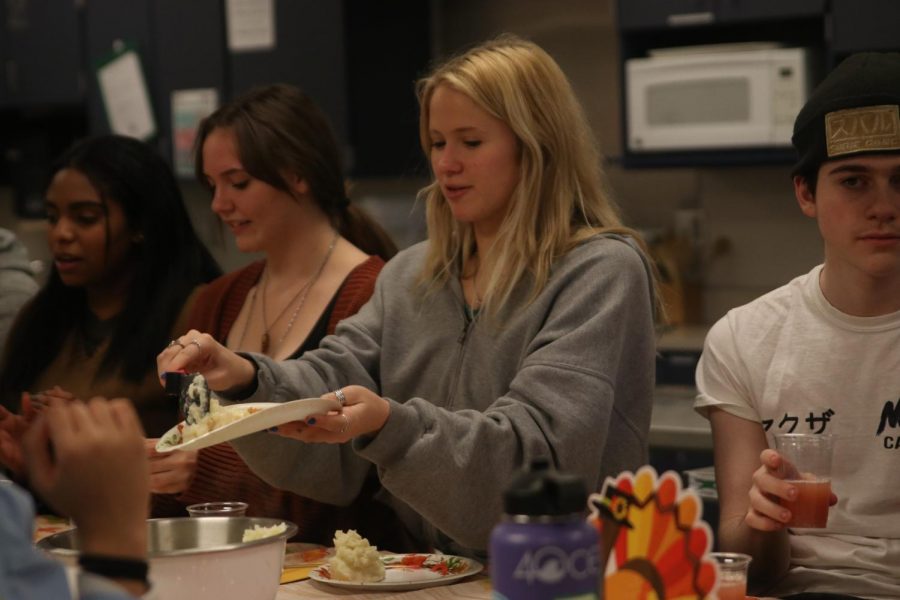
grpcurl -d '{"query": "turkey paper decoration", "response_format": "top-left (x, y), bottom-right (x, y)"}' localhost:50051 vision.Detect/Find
top-left (588, 466), bottom-right (718, 599)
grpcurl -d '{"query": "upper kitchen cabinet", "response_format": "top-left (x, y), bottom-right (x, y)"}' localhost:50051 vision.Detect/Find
top-left (77, 0), bottom-right (430, 178)
top-left (84, 0), bottom-right (226, 168)
top-left (152, 0), bottom-right (226, 167)
top-left (618, 0), bottom-right (716, 31)
top-left (0, 0), bottom-right (86, 218)
top-left (0, 0), bottom-right (83, 107)
top-left (831, 0), bottom-right (900, 55)
top-left (617, 0), bottom-right (827, 67)
top-left (227, 0), bottom-right (430, 178)
top-left (228, 0), bottom-right (348, 143)
top-left (715, 0), bottom-right (826, 25)
top-left (83, 0), bottom-right (156, 138)
top-left (343, 0), bottom-right (431, 178)
top-left (618, 0), bottom-right (825, 32)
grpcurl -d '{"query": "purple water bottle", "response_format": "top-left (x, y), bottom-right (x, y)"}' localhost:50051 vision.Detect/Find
top-left (490, 459), bottom-right (601, 599)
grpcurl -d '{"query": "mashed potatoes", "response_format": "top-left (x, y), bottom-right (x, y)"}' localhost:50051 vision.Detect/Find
top-left (242, 522), bottom-right (288, 542)
top-left (181, 398), bottom-right (256, 443)
top-left (326, 530), bottom-right (385, 583)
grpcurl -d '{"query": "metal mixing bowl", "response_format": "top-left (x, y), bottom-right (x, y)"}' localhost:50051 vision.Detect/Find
top-left (38, 517), bottom-right (298, 600)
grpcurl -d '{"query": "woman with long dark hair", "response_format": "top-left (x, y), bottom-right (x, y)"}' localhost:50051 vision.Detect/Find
top-left (0, 135), bottom-right (220, 465)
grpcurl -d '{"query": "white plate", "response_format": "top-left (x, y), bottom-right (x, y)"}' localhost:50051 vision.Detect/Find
top-left (155, 397), bottom-right (340, 452)
top-left (309, 553), bottom-right (483, 592)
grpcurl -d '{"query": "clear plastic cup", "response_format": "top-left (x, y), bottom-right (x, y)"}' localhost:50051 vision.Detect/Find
top-left (186, 501), bottom-right (248, 517)
top-left (774, 433), bottom-right (833, 528)
top-left (709, 552), bottom-right (751, 600)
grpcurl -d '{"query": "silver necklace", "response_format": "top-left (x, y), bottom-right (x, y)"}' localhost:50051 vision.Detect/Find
top-left (240, 232), bottom-right (339, 355)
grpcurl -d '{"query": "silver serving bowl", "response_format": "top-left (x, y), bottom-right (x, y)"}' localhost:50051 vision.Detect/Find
top-left (39, 517), bottom-right (298, 600)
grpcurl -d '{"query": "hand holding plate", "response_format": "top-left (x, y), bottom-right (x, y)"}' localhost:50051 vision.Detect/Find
top-left (146, 438), bottom-right (199, 494)
top-left (274, 385), bottom-right (390, 444)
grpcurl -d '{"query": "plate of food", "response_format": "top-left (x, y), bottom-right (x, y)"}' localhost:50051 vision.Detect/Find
top-left (308, 530), bottom-right (482, 592)
top-left (155, 396), bottom-right (340, 452)
top-left (33, 515), bottom-right (73, 543)
top-left (310, 552), bottom-right (483, 591)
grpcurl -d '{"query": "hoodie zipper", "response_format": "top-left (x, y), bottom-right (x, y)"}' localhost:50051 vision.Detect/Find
top-left (445, 309), bottom-right (473, 409)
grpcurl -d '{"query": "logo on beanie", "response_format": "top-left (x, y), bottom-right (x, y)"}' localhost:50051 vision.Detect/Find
top-left (825, 104), bottom-right (900, 157)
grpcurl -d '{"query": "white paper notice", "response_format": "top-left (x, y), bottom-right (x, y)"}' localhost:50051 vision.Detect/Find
top-left (97, 51), bottom-right (156, 140)
top-left (171, 89), bottom-right (219, 177)
top-left (226, 0), bottom-right (276, 52)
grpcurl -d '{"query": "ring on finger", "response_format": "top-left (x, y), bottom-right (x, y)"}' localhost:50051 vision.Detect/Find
top-left (339, 413), bottom-right (351, 434)
top-left (334, 388), bottom-right (347, 406)
top-left (190, 339), bottom-right (203, 351)
top-left (168, 339), bottom-right (185, 350)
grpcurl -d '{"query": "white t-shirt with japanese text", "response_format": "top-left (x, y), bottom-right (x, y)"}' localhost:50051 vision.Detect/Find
top-left (695, 264), bottom-right (900, 599)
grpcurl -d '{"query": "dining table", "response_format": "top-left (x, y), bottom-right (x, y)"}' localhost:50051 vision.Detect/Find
top-left (277, 578), bottom-right (778, 599)
top-left (276, 575), bottom-right (492, 599)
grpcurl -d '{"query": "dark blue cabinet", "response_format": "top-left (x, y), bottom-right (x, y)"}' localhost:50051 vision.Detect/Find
top-left (83, 0), bottom-right (155, 139)
top-left (1, 0), bottom-right (432, 192)
top-left (79, 0), bottom-right (429, 177)
top-left (0, 0), bottom-right (83, 107)
top-left (831, 0), bottom-right (900, 54)
top-left (152, 0), bottom-right (226, 167)
top-left (228, 0), bottom-right (348, 143)
top-left (618, 0), bottom-right (826, 31)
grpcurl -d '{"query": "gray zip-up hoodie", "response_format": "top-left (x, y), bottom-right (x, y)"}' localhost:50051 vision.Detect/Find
top-left (229, 235), bottom-right (655, 556)
top-left (0, 228), bottom-right (38, 351)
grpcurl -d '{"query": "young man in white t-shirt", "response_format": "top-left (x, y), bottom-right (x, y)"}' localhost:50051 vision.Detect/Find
top-left (695, 52), bottom-right (900, 599)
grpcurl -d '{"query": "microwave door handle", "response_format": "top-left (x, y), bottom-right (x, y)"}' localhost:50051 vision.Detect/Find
top-left (666, 11), bottom-right (715, 27)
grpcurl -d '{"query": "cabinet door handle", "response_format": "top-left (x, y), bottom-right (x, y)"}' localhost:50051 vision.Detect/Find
top-left (666, 11), bottom-right (715, 27)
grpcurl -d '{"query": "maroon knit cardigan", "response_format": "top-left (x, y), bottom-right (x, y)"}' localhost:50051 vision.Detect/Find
top-left (151, 257), bottom-right (395, 546)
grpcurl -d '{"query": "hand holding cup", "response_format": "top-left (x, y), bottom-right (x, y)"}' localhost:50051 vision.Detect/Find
top-left (774, 433), bottom-right (834, 528)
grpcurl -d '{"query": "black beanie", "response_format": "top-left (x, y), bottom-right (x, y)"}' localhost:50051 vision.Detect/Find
top-left (791, 52), bottom-right (900, 177)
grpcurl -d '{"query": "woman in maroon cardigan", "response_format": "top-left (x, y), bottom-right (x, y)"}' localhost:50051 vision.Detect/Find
top-left (148, 84), bottom-right (401, 547)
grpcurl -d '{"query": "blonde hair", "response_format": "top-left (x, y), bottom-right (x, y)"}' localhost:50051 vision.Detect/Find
top-left (416, 34), bottom-right (648, 317)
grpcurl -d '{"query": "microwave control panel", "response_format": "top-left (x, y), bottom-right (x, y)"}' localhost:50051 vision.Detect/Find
top-left (771, 51), bottom-right (811, 142)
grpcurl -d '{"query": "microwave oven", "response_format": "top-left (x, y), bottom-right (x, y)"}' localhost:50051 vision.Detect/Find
top-left (625, 46), bottom-right (811, 152)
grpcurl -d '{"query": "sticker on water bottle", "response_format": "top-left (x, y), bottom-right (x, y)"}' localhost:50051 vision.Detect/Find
top-left (511, 546), bottom-right (600, 585)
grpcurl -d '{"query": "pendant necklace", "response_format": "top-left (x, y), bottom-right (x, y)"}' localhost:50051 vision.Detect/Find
top-left (239, 232), bottom-right (339, 355)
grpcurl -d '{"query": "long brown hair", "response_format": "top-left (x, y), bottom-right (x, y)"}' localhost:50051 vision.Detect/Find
top-left (194, 84), bottom-right (397, 261)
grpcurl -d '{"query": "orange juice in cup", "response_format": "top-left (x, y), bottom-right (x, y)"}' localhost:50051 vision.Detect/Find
top-left (774, 433), bottom-right (834, 529)
top-left (710, 552), bottom-right (751, 600)
top-left (717, 580), bottom-right (747, 600)
top-left (780, 477), bottom-right (831, 528)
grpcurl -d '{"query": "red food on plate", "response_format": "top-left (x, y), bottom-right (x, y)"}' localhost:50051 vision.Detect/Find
top-left (399, 554), bottom-right (429, 568)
